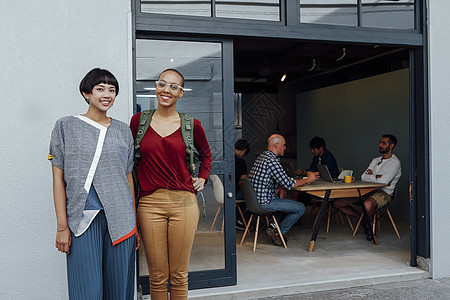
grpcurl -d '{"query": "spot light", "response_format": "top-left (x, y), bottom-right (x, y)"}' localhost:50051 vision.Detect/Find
top-left (281, 73), bottom-right (286, 82)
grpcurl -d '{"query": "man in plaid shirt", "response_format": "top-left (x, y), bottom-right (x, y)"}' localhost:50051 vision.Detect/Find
top-left (249, 134), bottom-right (319, 246)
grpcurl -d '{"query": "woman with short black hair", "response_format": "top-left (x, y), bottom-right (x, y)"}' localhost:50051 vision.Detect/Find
top-left (49, 68), bottom-right (139, 299)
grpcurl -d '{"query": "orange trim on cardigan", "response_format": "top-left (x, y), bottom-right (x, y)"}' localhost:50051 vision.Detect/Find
top-left (112, 225), bottom-right (137, 246)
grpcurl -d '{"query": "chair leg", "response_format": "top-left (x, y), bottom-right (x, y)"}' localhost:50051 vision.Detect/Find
top-left (240, 214), bottom-right (253, 245)
top-left (221, 218), bottom-right (224, 236)
top-left (253, 216), bottom-right (261, 252)
top-left (338, 211), bottom-right (345, 224)
top-left (236, 205), bottom-right (247, 227)
top-left (386, 208), bottom-right (401, 239)
top-left (372, 214), bottom-right (376, 234)
top-left (210, 206), bottom-right (222, 231)
top-left (353, 213), bottom-right (363, 236)
top-left (327, 207), bottom-right (331, 233)
top-left (346, 214), bottom-right (355, 232)
top-left (313, 209), bottom-right (320, 228)
top-left (272, 215), bottom-right (287, 248)
top-left (265, 215), bottom-right (270, 227)
top-left (377, 211), bottom-right (381, 233)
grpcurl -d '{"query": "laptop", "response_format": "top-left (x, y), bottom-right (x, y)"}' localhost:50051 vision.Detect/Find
top-left (280, 161), bottom-right (302, 179)
top-left (317, 164), bottom-right (343, 183)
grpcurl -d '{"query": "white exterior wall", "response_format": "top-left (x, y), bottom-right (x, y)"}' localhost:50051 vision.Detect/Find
top-left (0, 1), bottom-right (133, 299)
top-left (1, 0), bottom-right (449, 297)
top-left (428, 1), bottom-right (450, 278)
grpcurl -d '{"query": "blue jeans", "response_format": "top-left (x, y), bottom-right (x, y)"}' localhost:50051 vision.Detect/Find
top-left (261, 197), bottom-right (305, 235)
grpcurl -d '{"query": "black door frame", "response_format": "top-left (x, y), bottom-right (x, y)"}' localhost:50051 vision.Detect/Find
top-left (132, 0), bottom-right (429, 289)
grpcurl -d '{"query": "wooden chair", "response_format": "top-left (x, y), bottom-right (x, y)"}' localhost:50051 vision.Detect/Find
top-left (239, 178), bottom-right (287, 251)
top-left (210, 175), bottom-right (248, 234)
top-left (209, 174), bottom-right (225, 234)
top-left (235, 199), bottom-right (248, 228)
top-left (309, 169), bottom-right (355, 233)
top-left (353, 190), bottom-right (400, 239)
top-left (311, 198), bottom-right (354, 233)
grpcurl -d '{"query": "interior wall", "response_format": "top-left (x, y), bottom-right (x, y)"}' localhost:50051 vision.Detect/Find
top-left (295, 69), bottom-right (410, 220)
top-left (240, 90), bottom-right (297, 168)
top-left (0, 2), bottom-right (133, 299)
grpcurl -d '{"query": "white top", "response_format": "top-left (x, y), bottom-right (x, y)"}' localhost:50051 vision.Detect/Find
top-left (361, 154), bottom-right (401, 196)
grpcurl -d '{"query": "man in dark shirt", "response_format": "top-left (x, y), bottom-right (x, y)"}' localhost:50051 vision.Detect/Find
top-left (235, 139), bottom-right (250, 200)
top-left (235, 139), bottom-right (250, 230)
top-left (298, 136), bottom-right (339, 178)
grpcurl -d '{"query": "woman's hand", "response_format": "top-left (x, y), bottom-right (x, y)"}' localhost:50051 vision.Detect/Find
top-left (135, 231), bottom-right (141, 250)
top-left (192, 177), bottom-right (206, 192)
top-left (56, 228), bottom-right (71, 254)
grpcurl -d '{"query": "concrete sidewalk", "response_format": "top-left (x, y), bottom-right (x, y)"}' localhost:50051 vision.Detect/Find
top-left (258, 278), bottom-right (450, 300)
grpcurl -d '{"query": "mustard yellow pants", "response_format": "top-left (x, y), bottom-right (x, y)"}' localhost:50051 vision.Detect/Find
top-left (138, 189), bottom-right (199, 300)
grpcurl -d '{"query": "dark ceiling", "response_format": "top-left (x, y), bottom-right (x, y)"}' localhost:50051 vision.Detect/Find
top-left (233, 37), bottom-right (410, 93)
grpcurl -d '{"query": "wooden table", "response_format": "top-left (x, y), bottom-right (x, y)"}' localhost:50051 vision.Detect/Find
top-left (295, 180), bottom-right (386, 252)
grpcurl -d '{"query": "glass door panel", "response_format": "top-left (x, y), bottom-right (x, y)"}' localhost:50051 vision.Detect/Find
top-left (135, 38), bottom-right (236, 292)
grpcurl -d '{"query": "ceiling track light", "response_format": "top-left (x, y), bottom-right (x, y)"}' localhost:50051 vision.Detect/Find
top-left (281, 73), bottom-right (287, 82)
top-left (336, 47), bottom-right (346, 62)
top-left (307, 59), bottom-right (317, 72)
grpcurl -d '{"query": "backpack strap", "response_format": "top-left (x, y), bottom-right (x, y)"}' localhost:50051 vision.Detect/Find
top-left (179, 112), bottom-right (196, 177)
top-left (133, 109), bottom-right (155, 199)
top-left (134, 110), bottom-right (155, 160)
top-left (179, 113), bottom-right (206, 218)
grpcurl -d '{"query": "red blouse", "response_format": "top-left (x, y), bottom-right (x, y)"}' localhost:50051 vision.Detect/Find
top-left (130, 112), bottom-right (213, 197)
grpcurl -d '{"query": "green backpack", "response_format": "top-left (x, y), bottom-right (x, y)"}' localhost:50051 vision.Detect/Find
top-left (133, 109), bottom-right (206, 216)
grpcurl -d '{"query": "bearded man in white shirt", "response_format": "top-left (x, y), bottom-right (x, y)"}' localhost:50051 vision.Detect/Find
top-left (333, 134), bottom-right (401, 241)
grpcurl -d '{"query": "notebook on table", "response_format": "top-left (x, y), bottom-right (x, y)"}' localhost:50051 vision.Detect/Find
top-left (317, 164), bottom-right (344, 183)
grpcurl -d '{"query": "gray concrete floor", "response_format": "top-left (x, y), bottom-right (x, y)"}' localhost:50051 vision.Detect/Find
top-left (187, 209), bottom-right (427, 299)
top-left (258, 278), bottom-right (450, 300)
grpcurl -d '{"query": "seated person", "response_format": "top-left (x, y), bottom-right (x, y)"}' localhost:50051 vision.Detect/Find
top-left (235, 139), bottom-right (250, 229)
top-left (249, 134), bottom-right (319, 246)
top-left (297, 136), bottom-right (339, 178)
top-left (294, 136), bottom-right (339, 203)
top-left (235, 139), bottom-right (250, 200)
top-left (333, 134), bottom-right (402, 241)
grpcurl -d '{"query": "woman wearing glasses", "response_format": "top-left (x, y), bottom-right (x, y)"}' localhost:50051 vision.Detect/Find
top-left (130, 69), bottom-right (212, 300)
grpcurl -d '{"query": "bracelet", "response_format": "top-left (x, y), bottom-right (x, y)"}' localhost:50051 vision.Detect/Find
top-left (57, 226), bottom-right (68, 232)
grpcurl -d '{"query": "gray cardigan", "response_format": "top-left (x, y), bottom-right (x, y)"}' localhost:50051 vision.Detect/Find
top-left (49, 116), bottom-right (135, 244)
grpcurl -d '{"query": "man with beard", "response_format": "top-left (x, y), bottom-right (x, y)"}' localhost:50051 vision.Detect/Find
top-left (333, 134), bottom-right (401, 241)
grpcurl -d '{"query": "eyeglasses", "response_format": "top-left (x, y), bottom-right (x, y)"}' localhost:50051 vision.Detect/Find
top-left (155, 81), bottom-right (184, 93)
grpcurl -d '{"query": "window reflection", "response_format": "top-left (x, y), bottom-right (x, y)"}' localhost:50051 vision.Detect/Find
top-left (136, 39), bottom-right (226, 275)
top-left (300, 0), bottom-right (358, 26)
top-left (300, 0), bottom-right (415, 29)
top-left (135, 39), bottom-right (224, 161)
top-left (141, 0), bottom-right (212, 17)
top-left (362, 0), bottom-right (415, 29)
top-left (216, 0), bottom-right (280, 21)
top-left (190, 173), bottom-right (226, 271)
